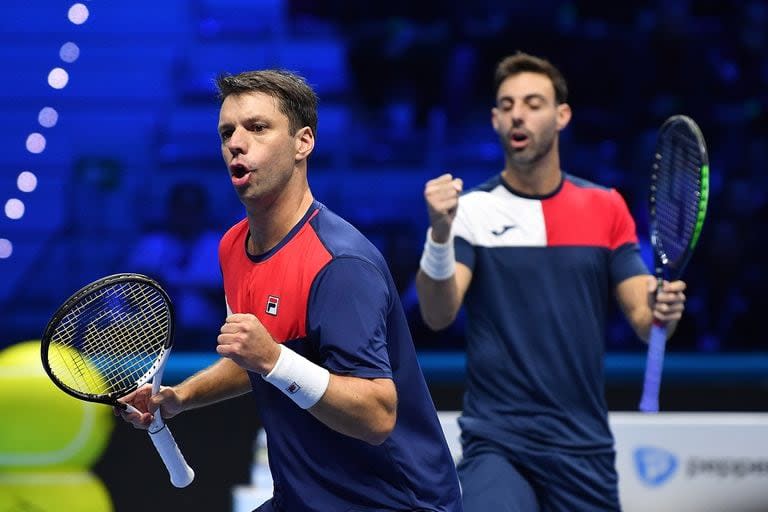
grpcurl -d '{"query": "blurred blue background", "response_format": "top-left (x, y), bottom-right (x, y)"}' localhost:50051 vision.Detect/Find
top-left (1, 0), bottom-right (767, 360)
top-left (2, 2), bottom-right (766, 510)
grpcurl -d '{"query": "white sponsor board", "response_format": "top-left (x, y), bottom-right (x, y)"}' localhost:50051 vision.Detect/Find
top-left (612, 412), bottom-right (768, 512)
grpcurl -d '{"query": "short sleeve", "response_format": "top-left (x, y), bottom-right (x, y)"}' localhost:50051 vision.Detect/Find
top-left (453, 196), bottom-right (477, 271)
top-left (609, 190), bottom-right (649, 283)
top-left (609, 189), bottom-right (639, 249)
top-left (307, 257), bottom-right (392, 379)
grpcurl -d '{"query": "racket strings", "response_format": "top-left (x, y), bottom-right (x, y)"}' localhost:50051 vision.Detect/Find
top-left (652, 128), bottom-right (704, 266)
top-left (77, 282), bottom-right (167, 387)
top-left (52, 291), bottom-right (165, 393)
top-left (46, 281), bottom-right (170, 396)
top-left (80, 287), bottom-right (165, 389)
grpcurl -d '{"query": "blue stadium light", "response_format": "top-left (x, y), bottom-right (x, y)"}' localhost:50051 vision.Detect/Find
top-left (38, 107), bottom-right (59, 128)
top-left (0, 239), bottom-right (12, 259)
top-left (59, 42), bottom-right (80, 63)
top-left (1, 4), bottom-right (87, 261)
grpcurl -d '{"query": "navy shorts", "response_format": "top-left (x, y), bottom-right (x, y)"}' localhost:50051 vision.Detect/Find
top-left (457, 435), bottom-right (621, 512)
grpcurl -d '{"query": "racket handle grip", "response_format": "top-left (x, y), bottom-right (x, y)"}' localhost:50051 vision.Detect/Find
top-left (639, 323), bottom-right (668, 413)
top-left (149, 423), bottom-right (195, 488)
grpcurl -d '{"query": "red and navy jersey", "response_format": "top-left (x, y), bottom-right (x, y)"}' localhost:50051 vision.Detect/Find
top-left (219, 201), bottom-right (462, 512)
top-left (453, 173), bottom-right (648, 454)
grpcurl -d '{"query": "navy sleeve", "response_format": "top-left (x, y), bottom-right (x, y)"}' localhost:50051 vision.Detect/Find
top-left (454, 236), bottom-right (476, 271)
top-left (611, 242), bottom-right (650, 285)
top-left (307, 256), bottom-right (393, 379)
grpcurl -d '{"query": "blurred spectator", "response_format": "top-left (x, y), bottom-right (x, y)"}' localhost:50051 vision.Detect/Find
top-left (124, 182), bottom-right (223, 349)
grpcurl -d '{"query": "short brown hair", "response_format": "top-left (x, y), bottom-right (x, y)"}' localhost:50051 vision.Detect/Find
top-left (215, 69), bottom-right (318, 136)
top-left (494, 52), bottom-right (568, 104)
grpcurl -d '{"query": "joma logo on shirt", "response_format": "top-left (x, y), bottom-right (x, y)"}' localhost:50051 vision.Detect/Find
top-left (266, 295), bottom-right (279, 316)
top-left (491, 224), bottom-right (517, 236)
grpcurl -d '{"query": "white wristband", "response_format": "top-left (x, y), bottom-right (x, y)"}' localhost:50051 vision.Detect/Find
top-left (263, 344), bottom-right (330, 409)
top-left (419, 228), bottom-right (456, 280)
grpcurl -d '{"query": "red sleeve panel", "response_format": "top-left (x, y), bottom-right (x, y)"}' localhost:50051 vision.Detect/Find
top-left (219, 211), bottom-right (332, 343)
top-left (542, 179), bottom-right (638, 249)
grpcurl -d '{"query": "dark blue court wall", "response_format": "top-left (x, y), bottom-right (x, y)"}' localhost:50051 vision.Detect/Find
top-left (1, 1), bottom-right (767, 365)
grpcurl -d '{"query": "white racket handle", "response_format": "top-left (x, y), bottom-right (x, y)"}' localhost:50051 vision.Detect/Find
top-left (639, 323), bottom-right (667, 413)
top-left (123, 404), bottom-right (195, 487)
top-left (148, 421), bottom-right (195, 488)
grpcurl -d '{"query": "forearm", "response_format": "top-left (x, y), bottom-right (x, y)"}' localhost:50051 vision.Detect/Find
top-left (416, 270), bottom-right (462, 330)
top-left (175, 357), bottom-right (252, 412)
top-left (634, 314), bottom-right (681, 343)
top-left (624, 296), bottom-right (653, 342)
top-left (309, 375), bottom-right (397, 446)
top-left (261, 344), bottom-right (396, 445)
top-left (618, 275), bottom-right (686, 343)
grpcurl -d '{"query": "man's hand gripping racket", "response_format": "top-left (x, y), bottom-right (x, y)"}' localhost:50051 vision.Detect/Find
top-left (639, 115), bottom-right (709, 413)
top-left (41, 273), bottom-right (195, 487)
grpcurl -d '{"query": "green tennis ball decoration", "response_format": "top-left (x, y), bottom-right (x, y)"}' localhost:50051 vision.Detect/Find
top-left (0, 340), bottom-right (114, 471)
top-left (0, 471), bottom-right (113, 511)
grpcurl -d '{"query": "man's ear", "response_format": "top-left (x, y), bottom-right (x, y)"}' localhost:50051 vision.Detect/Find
top-left (295, 126), bottom-right (314, 160)
top-left (556, 103), bottom-right (572, 131)
top-left (491, 107), bottom-right (500, 132)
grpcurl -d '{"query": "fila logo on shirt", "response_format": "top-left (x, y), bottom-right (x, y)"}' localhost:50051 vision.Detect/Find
top-left (266, 295), bottom-right (280, 316)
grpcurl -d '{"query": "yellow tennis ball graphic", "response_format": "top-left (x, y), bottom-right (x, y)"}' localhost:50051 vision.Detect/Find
top-left (0, 471), bottom-right (113, 511)
top-left (0, 340), bottom-right (114, 470)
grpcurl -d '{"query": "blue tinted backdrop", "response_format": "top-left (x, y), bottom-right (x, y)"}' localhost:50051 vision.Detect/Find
top-left (1, 1), bottom-right (766, 362)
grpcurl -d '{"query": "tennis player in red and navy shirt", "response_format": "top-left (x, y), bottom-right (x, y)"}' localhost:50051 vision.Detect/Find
top-left (220, 200), bottom-right (462, 511)
top-left (119, 69), bottom-right (462, 512)
top-left (416, 53), bottom-right (687, 511)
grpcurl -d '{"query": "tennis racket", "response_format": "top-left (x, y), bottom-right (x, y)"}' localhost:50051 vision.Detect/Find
top-left (41, 272), bottom-right (195, 487)
top-left (638, 115), bottom-right (709, 413)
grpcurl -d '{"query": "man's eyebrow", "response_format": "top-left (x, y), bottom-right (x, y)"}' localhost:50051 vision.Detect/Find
top-left (218, 116), bottom-right (269, 132)
top-left (497, 93), bottom-right (548, 104)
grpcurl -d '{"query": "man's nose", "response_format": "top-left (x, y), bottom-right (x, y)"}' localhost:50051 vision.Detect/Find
top-left (226, 128), bottom-right (245, 155)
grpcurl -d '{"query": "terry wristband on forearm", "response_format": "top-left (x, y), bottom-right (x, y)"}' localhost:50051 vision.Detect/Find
top-left (419, 228), bottom-right (456, 280)
top-left (263, 344), bottom-right (330, 409)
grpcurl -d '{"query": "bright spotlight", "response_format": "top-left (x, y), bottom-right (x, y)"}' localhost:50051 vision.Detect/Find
top-left (18, 171), bottom-right (38, 193)
top-left (26, 133), bottom-right (46, 154)
top-left (5, 199), bottom-right (25, 220)
top-left (68, 3), bottom-right (89, 25)
top-left (0, 239), bottom-right (12, 259)
top-left (48, 67), bottom-right (69, 89)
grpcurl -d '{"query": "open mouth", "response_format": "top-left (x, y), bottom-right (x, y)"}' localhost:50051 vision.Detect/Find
top-left (230, 164), bottom-right (248, 178)
top-left (510, 132), bottom-right (530, 149)
top-left (229, 163), bottom-right (252, 187)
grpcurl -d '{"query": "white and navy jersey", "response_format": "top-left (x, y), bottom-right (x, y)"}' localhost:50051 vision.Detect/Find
top-left (219, 201), bottom-right (462, 512)
top-left (453, 173), bottom-right (648, 454)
